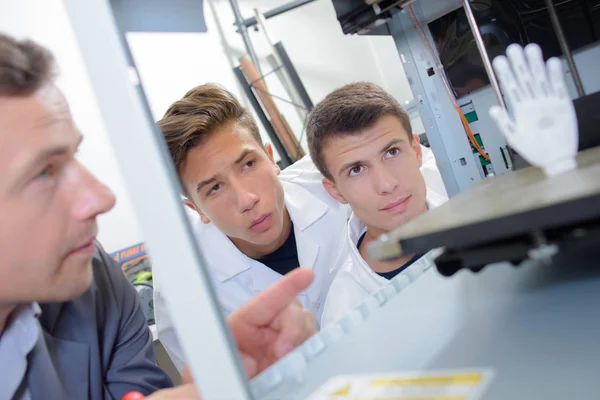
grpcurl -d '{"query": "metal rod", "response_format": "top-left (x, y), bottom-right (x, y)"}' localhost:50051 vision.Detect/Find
top-left (234, 66), bottom-right (294, 168)
top-left (274, 42), bottom-right (314, 111)
top-left (229, 0), bottom-right (263, 75)
top-left (254, 9), bottom-right (308, 123)
top-left (461, 0), bottom-right (506, 109)
top-left (545, 0), bottom-right (586, 97)
top-left (238, 0), bottom-right (317, 29)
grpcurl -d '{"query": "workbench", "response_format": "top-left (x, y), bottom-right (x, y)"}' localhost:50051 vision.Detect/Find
top-left (252, 247), bottom-right (600, 399)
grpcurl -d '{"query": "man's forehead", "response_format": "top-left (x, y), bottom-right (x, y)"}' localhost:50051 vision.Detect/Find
top-left (326, 126), bottom-right (406, 159)
top-left (181, 126), bottom-right (260, 185)
top-left (0, 88), bottom-right (77, 184)
top-left (0, 85), bottom-right (72, 135)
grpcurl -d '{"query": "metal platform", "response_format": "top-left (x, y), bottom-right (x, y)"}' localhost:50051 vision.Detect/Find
top-left (369, 146), bottom-right (600, 262)
top-left (252, 246), bottom-right (600, 399)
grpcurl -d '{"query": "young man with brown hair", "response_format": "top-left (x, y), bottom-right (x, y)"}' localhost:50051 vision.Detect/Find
top-left (307, 82), bottom-right (448, 327)
top-left (153, 84), bottom-right (350, 370)
top-left (0, 33), bottom-right (317, 399)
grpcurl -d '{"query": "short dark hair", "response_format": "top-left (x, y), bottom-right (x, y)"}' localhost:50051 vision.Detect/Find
top-left (307, 82), bottom-right (412, 180)
top-left (0, 33), bottom-right (55, 97)
top-left (158, 83), bottom-right (263, 175)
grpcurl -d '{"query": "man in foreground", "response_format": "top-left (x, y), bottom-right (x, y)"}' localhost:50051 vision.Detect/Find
top-left (0, 33), bottom-right (314, 399)
top-left (306, 82), bottom-right (448, 326)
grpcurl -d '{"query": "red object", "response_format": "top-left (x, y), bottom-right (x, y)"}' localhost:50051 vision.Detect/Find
top-left (122, 392), bottom-right (145, 400)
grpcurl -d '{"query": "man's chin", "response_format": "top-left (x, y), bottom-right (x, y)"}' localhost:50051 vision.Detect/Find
top-left (50, 259), bottom-right (94, 302)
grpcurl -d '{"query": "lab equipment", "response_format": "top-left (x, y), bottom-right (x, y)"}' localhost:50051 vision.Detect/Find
top-left (332, 0), bottom-right (600, 196)
top-left (59, 1), bottom-right (600, 399)
top-left (254, 245), bottom-right (600, 400)
top-left (368, 146), bottom-right (600, 275)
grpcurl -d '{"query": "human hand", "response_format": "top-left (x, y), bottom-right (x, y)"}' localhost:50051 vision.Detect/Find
top-left (489, 43), bottom-right (579, 176)
top-left (133, 269), bottom-right (314, 400)
top-left (227, 268), bottom-right (316, 378)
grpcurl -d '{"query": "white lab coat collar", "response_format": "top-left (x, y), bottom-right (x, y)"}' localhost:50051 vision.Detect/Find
top-left (283, 181), bottom-right (328, 276)
top-left (345, 189), bottom-right (448, 293)
top-left (348, 189), bottom-right (447, 246)
top-left (190, 180), bottom-right (328, 284)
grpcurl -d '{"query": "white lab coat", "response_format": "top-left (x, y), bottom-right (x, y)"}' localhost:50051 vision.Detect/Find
top-left (153, 157), bottom-right (350, 371)
top-left (320, 146), bottom-right (449, 328)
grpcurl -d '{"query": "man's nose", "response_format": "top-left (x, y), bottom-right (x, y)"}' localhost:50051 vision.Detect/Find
top-left (233, 181), bottom-right (259, 213)
top-left (371, 165), bottom-right (398, 195)
top-left (72, 163), bottom-right (116, 221)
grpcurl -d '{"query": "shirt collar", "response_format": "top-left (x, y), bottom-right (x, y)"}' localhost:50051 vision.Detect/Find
top-left (281, 181), bottom-right (328, 232)
top-left (195, 181), bottom-right (329, 282)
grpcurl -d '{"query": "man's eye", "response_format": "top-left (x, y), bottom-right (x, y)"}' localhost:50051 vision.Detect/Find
top-left (244, 159), bottom-right (255, 169)
top-left (386, 148), bottom-right (400, 158)
top-left (207, 184), bottom-right (221, 195)
top-left (349, 166), bottom-right (363, 177)
top-left (36, 165), bottom-right (56, 180)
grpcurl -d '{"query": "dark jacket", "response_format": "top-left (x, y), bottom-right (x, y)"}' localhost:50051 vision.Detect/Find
top-left (27, 244), bottom-right (173, 399)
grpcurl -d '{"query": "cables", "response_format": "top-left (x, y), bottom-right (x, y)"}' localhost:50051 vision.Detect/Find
top-left (407, 5), bottom-right (490, 161)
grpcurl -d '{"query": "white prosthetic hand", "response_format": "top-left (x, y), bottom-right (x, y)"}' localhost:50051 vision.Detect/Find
top-left (490, 43), bottom-right (579, 176)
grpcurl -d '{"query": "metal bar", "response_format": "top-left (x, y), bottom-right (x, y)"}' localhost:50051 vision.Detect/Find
top-left (61, 1), bottom-right (254, 399)
top-left (545, 0), bottom-right (586, 97)
top-left (461, 0), bottom-right (506, 109)
top-left (255, 8), bottom-right (308, 123)
top-left (234, 66), bottom-right (294, 168)
top-left (229, 0), bottom-right (263, 75)
top-left (274, 42), bottom-right (314, 111)
top-left (238, 0), bottom-right (317, 29)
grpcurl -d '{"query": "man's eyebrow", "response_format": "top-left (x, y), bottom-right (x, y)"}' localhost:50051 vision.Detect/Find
top-left (25, 134), bottom-right (83, 173)
top-left (34, 108), bottom-right (73, 129)
top-left (380, 138), bottom-right (405, 153)
top-left (196, 176), bottom-right (218, 194)
top-left (234, 149), bottom-right (255, 165)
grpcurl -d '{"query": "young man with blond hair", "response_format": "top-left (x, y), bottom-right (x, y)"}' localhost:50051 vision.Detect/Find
top-left (153, 84), bottom-right (350, 370)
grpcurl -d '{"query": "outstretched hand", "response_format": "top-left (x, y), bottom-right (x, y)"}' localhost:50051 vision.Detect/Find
top-left (145, 268), bottom-right (316, 400)
top-left (227, 268), bottom-right (316, 378)
top-left (489, 43), bottom-right (578, 176)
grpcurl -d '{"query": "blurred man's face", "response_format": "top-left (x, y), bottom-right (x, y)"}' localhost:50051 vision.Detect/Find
top-left (322, 115), bottom-right (427, 234)
top-left (0, 85), bottom-right (115, 304)
top-left (180, 121), bottom-right (288, 257)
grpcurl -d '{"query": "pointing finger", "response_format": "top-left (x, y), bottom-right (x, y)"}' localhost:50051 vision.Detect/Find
top-left (230, 268), bottom-right (314, 327)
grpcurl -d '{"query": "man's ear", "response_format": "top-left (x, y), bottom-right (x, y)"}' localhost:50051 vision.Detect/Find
top-left (265, 143), bottom-right (281, 176)
top-left (184, 199), bottom-right (211, 225)
top-left (411, 133), bottom-right (423, 168)
top-left (322, 177), bottom-right (348, 205)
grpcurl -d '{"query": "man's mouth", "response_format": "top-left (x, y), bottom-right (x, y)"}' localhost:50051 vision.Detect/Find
top-left (249, 213), bottom-right (273, 233)
top-left (69, 236), bottom-right (97, 256)
top-left (380, 195), bottom-right (411, 213)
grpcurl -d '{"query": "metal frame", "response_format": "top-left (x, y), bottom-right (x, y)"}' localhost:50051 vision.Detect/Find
top-left (274, 42), bottom-right (314, 112)
top-left (234, 66), bottom-right (295, 167)
top-left (255, 9), bottom-right (309, 124)
top-left (229, 1), bottom-right (314, 165)
top-left (237, 0), bottom-right (317, 29)
top-left (230, 0), bottom-right (263, 75)
top-left (61, 1), bottom-right (253, 399)
top-left (545, 0), bottom-right (586, 97)
top-left (461, 0), bottom-right (506, 109)
top-left (388, 7), bottom-right (482, 196)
